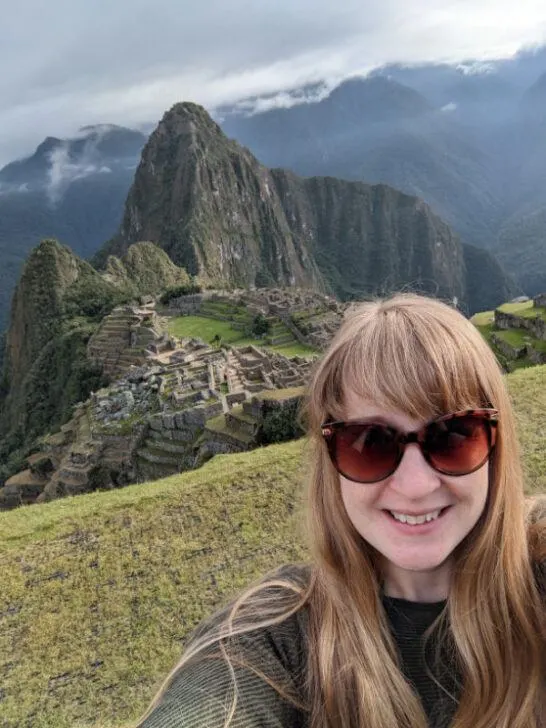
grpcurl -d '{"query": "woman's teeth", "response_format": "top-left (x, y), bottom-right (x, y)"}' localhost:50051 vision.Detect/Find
top-left (389, 509), bottom-right (443, 525)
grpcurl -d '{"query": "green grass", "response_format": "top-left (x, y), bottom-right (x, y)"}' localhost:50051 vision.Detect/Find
top-left (494, 329), bottom-right (528, 348)
top-left (167, 316), bottom-right (317, 358)
top-left (470, 310), bottom-right (494, 327)
top-left (1, 367), bottom-right (545, 728)
top-left (270, 343), bottom-right (317, 358)
top-left (509, 365), bottom-right (546, 492)
top-left (473, 322), bottom-right (493, 342)
top-left (204, 414), bottom-right (254, 444)
top-left (497, 300), bottom-right (534, 315)
top-left (516, 305), bottom-right (546, 323)
top-left (167, 315), bottom-right (247, 344)
top-left (494, 300), bottom-right (546, 323)
top-left (495, 329), bottom-right (546, 354)
top-left (0, 441), bottom-right (309, 728)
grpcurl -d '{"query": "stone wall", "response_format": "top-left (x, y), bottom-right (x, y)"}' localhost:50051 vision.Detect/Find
top-left (87, 304), bottom-right (168, 379)
top-left (168, 293), bottom-right (206, 314)
top-left (527, 346), bottom-right (546, 365)
top-left (494, 309), bottom-right (546, 341)
top-left (490, 333), bottom-right (526, 361)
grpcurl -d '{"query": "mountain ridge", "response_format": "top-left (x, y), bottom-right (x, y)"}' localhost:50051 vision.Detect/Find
top-left (0, 124), bottom-right (148, 332)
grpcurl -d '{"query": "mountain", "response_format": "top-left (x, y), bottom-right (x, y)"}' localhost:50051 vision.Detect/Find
top-left (0, 124), bottom-right (146, 332)
top-left (0, 239), bottom-right (189, 482)
top-left (219, 76), bottom-right (433, 173)
top-left (0, 240), bottom-right (119, 470)
top-left (520, 71), bottom-right (546, 120)
top-left (370, 63), bottom-right (519, 119)
top-left (96, 104), bottom-right (325, 289)
top-left (219, 63), bottom-right (546, 294)
top-left (219, 75), bottom-right (506, 248)
top-left (98, 101), bottom-right (514, 311)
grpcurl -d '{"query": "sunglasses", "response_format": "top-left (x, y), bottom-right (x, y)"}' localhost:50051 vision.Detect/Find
top-left (321, 409), bottom-right (498, 484)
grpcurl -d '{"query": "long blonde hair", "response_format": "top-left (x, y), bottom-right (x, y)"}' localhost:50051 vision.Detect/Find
top-left (137, 293), bottom-right (545, 728)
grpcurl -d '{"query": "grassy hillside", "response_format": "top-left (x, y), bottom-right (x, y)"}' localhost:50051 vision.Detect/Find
top-left (1, 366), bottom-right (545, 728)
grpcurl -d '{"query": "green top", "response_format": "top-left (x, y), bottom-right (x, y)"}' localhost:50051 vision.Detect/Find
top-left (141, 562), bottom-right (545, 728)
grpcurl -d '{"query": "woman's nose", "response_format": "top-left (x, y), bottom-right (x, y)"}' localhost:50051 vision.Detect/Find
top-left (388, 443), bottom-right (441, 498)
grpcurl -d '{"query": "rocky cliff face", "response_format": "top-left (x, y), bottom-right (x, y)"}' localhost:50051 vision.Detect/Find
top-left (97, 104), bottom-right (324, 291)
top-left (270, 170), bottom-right (467, 304)
top-left (97, 102), bottom-right (513, 311)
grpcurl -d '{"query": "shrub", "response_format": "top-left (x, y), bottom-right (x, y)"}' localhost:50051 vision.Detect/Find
top-left (249, 313), bottom-right (271, 338)
top-left (63, 277), bottom-right (131, 321)
top-left (259, 398), bottom-right (304, 445)
top-left (159, 280), bottom-right (202, 304)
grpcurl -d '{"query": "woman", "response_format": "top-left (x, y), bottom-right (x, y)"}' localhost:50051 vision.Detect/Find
top-left (137, 293), bottom-right (545, 728)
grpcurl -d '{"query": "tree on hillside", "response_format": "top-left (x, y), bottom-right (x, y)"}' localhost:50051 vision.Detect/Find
top-left (250, 313), bottom-right (270, 338)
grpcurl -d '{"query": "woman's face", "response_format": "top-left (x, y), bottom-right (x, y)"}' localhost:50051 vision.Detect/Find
top-left (338, 392), bottom-right (490, 596)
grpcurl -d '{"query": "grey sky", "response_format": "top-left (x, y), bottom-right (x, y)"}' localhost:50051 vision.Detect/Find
top-left (2, 0), bottom-right (546, 166)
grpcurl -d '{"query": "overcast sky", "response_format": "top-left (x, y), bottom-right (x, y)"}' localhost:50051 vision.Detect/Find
top-left (2, 0), bottom-right (546, 166)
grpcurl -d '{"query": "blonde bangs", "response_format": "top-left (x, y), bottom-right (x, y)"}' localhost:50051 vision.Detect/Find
top-left (313, 296), bottom-right (500, 425)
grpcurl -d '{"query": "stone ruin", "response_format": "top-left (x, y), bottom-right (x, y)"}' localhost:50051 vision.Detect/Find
top-left (168, 287), bottom-right (348, 350)
top-left (226, 345), bottom-right (312, 393)
top-left (87, 302), bottom-right (176, 379)
top-left (0, 288), bottom-right (346, 508)
top-left (492, 294), bottom-right (546, 365)
top-left (0, 331), bottom-right (312, 508)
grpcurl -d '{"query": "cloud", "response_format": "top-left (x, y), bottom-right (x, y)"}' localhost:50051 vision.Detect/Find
top-left (46, 129), bottom-right (115, 204)
top-left (456, 61), bottom-right (496, 75)
top-left (1, 0), bottom-right (546, 166)
top-left (0, 182), bottom-right (30, 196)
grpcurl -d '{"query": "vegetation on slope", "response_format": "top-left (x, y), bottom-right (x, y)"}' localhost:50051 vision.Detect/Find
top-left (0, 240), bottom-right (130, 483)
top-left (0, 441), bottom-right (308, 728)
top-left (0, 366), bottom-right (544, 728)
top-left (103, 242), bottom-right (192, 297)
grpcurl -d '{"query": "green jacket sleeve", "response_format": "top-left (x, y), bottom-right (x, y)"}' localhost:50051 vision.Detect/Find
top-left (140, 610), bottom-right (308, 728)
top-left (139, 654), bottom-right (306, 727)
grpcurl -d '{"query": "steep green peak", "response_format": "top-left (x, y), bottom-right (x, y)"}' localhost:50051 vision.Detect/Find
top-left (159, 101), bottom-right (224, 137)
top-left (148, 102), bottom-right (227, 158)
top-left (104, 241), bottom-right (191, 295)
top-left (21, 238), bottom-right (85, 302)
top-left (2, 239), bottom-right (98, 405)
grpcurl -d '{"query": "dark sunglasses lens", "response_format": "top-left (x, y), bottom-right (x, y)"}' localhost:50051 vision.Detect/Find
top-left (425, 415), bottom-right (491, 475)
top-left (334, 424), bottom-right (399, 482)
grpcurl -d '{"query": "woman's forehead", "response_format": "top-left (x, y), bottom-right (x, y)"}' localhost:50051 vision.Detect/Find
top-left (341, 389), bottom-right (426, 430)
